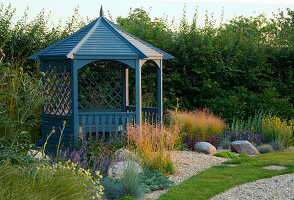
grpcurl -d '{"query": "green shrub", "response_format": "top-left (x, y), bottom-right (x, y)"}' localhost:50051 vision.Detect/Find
top-left (118, 196), bottom-right (136, 200)
top-left (238, 153), bottom-right (250, 158)
top-left (214, 151), bottom-right (239, 159)
top-left (257, 144), bottom-right (274, 154)
top-left (219, 139), bottom-right (231, 149)
top-left (0, 51), bottom-right (47, 141)
top-left (0, 161), bottom-right (102, 200)
top-left (214, 151), bottom-right (250, 159)
top-left (270, 140), bottom-right (285, 151)
top-left (226, 110), bottom-right (268, 134)
top-left (141, 170), bottom-right (174, 192)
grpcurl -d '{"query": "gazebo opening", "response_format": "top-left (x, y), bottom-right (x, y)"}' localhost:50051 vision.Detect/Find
top-left (78, 60), bottom-right (134, 140)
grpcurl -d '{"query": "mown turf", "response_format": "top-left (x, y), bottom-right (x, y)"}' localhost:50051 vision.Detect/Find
top-left (159, 151), bottom-right (294, 200)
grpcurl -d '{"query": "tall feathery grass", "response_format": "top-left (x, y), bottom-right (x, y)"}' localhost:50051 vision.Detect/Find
top-left (175, 110), bottom-right (225, 139)
top-left (126, 123), bottom-right (180, 175)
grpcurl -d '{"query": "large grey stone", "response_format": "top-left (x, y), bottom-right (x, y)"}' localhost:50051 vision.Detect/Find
top-left (107, 160), bottom-right (143, 179)
top-left (194, 142), bottom-right (216, 155)
top-left (112, 148), bottom-right (139, 163)
top-left (231, 140), bottom-right (260, 155)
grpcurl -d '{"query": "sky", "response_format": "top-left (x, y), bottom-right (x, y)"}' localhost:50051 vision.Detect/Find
top-left (2, 0), bottom-right (294, 27)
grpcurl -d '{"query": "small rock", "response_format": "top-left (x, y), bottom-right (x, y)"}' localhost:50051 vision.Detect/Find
top-left (231, 140), bottom-right (260, 155)
top-left (107, 160), bottom-right (143, 179)
top-left (194, 142), bottom-right (216, 155)
top-left (225, 164), bottom-right (239, 167)
top-left (262, 165), bottom-right (287, 170)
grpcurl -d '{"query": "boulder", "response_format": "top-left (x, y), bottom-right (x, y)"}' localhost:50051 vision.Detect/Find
top-left (194, 142), bottom-right (216, 155)
top-left (230, 140), bottom-right (260, 155)
top-left (112, 148), bottom-right (139, 163)
top-left (107, 160), bottom-right (143, 179)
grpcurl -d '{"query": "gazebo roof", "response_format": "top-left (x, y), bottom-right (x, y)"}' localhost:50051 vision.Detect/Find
top-left (29, 7), bottom-right (174, 60)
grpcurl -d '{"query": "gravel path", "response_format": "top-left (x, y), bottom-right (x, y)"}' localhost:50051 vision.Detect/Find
top-left (144, 151), bottom-right (228, 200)
top-left (211, 173), bottom-right (294, 200)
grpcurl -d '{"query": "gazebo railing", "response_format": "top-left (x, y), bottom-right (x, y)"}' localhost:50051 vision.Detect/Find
top-left (126, 106), bottom-right (158, 124)
top-left (78, 111), bottom-right (135, 140)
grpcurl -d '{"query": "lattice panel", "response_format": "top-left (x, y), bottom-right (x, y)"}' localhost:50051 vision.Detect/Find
top-left (78, 61), bottom-right (123, 110)
top-left (43, 61), bottom-right (72, 116)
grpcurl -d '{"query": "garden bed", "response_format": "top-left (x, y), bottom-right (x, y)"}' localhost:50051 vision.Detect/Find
top-left (145, 151), bottom-right (228, 200)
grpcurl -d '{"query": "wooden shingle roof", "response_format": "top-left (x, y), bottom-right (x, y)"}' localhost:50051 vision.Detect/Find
top-left (29, 7), bottom-right (174, 60)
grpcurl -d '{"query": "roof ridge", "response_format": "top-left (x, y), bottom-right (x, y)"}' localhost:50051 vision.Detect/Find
top-left (101, 18), bottom-right (148, 59)
top-left (28, 19), bottom-right (98, 60)
top-left (105, 18), bottom-right (174, 59)
top-left (67, 17), bottom-right (102, 59)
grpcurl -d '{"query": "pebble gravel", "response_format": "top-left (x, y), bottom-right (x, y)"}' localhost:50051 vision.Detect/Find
top-left (144, 150), bottom-right (228, 200)
top-left (211, 173), bottom-right (294, 200)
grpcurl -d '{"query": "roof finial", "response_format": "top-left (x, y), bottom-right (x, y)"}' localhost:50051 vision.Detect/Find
top-left (100, 5), bottom-right (104, 17)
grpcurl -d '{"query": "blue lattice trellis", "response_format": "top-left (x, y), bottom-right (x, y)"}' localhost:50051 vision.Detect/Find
top-left (42, 60), bottom-right (72, 116)
top-left (78, 61), bottom-right (124, 111)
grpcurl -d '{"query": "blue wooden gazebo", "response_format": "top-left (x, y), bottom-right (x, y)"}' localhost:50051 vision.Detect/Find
top-left (29, 7), bottom-right (174, 151)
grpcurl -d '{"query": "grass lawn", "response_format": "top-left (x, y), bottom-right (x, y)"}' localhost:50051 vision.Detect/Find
top-left (159, 150), bottom-right (294, 200)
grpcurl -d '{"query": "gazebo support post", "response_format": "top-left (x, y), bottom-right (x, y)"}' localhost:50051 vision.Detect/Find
top-left (157, 59), bottom-right (163, 125)
top-left (72, 60), bottom-right (79, 146)
top-left (122, 67), bottom-right (129, 111)
top-left (135, 59), bottom-right (142, 126)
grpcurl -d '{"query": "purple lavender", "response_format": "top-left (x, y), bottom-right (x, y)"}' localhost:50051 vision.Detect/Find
top-left (51, 136), bottom-right (127, 175)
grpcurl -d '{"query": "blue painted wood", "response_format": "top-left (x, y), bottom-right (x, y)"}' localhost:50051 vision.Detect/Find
top-left (115, 115), bottom-right (119, 137)
top-left (122, 115), bottom-right (126, 137)
top-left (88, 115), bottom-right (93, 138)
top-left (29, 15), bottom-right (174, 61)
top-left (126, 105), bottom-right (157, 124)
top-left (95, 115), bottom-right (99, 136)
top-left (108, 114), bottom-right (112, 136)
top-left (78, 111), bottom-right (135, 139)
top-left (81, 115), bottom-right (86, 141)
top-left (73, 60), bottom-right (79, 146)
top-left (102, 115), bottom-right (106, 139)
top-left (135, 60), bottom-right (142, 126)
top-left (105, 18), bottom-right (174, 60)
top-left (67, 18), bottom-right (102, 59)
top-left (122, 68), bottom-right (128, 111)
top-left (158, 59), bottom-right (163, 125)
top-left (29, 20), bottom-right (98, 59)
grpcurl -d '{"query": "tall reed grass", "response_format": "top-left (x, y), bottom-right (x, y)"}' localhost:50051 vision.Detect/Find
top-left (175, 110), bottom-right (225, 139)
top-left (126, 123), bottom-right (179, 175)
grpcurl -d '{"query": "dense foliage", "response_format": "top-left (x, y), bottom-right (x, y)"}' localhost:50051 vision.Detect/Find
top-left (116, 8), bottom-right (294, 122)
top-left (1, 4), bottom-right (293, 124)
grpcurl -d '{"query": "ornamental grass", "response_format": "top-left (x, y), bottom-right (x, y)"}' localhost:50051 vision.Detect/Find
top-left (126, 122), bottom-right (180, 175)
top-left (176, 110), bottom-right (225, 139)
top-left (0, 160), bottom-right (104, 200)
top-left (262, 116), bottom-right (293, 147)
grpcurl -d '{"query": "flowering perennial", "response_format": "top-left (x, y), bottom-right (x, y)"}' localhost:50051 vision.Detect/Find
top-left (40, 160), bottom-right (104, 199)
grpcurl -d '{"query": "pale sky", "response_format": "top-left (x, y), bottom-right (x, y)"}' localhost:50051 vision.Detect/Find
top-left (2, 0), bottom-right (294, 27)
